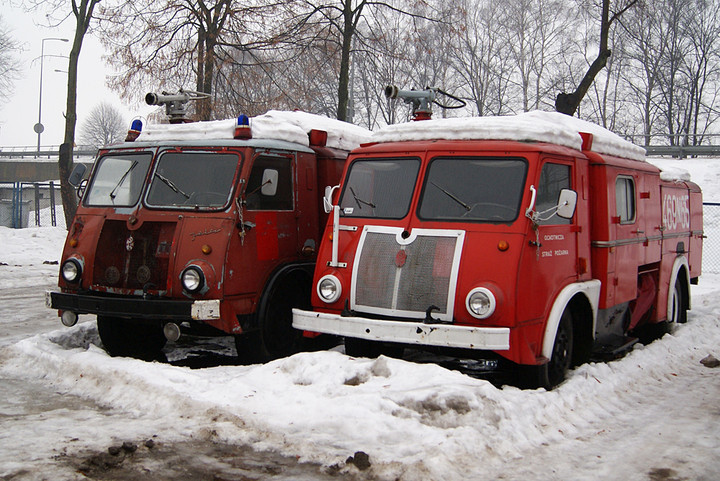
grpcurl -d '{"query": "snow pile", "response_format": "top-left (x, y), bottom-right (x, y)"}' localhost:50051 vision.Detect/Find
top-left (648, 158), bottom-right (708, 186)
top-left (2, 306), bottom-right (720, 480)
top-left (0, 226), bottom-right (66, 266)
top-left (372, 110), bottom-right (647, 161)
top-left (136, 110), bottom-right (371, 152)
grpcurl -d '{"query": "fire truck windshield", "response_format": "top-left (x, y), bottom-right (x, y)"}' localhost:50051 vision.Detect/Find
top-left (146, 151), bottom-right (240, 209)
top-left (418, 157), bottom-right (527, 222)
top-left (339, 158), bottom-right (420, 219)
top-left (85, 153), bottom-right (153, 207)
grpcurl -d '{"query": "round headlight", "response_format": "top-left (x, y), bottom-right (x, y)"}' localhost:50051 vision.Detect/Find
top-left (317, 275), bottom-right (342, 303)
top-left (466, 288), bottom-right (496, 319)
top-left (181, 266), bottom-right (205, 293)
top-left (61, 259), bottom-right (82, 283)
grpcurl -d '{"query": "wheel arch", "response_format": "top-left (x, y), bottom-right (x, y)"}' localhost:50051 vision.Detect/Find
top-left (541, 280), bottom-right (601, 361)
top-left (256, 261), bottom-right (315, 321)
top-left (667, 256), bottom-right (690, 319)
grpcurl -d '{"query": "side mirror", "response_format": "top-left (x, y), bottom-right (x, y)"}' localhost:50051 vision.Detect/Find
top-left (556, 189), bottom-right (578, 219)
top-left (260, 169), bottom-right (278, 196)
top-left (323, 185), bottom-right (339, 214)
top-left (68, 164), bottom-right (87, 187)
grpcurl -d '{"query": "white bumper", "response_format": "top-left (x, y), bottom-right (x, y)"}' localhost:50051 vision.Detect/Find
top-left (292, 309), bottom-right (510, 350)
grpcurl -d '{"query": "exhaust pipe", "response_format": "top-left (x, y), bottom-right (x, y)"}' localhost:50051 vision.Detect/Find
top-left (163, 322), bottom-right (181, 342)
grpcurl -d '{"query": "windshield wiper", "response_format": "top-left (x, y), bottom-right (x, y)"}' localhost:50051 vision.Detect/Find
top-left (109, 160), bottom-right (138, 200)
top-left (349, 187), bottom-right (376, 209)
top-left (431, 181), bottom-right (471, 211)
top-left (154, 172), bottom-right (191, 199)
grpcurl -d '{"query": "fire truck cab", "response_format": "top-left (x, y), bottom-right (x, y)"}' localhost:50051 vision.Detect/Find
top-left (293, 100), bottom-right (702, 388)
top-left (48, 93), bottom-right (370, 362)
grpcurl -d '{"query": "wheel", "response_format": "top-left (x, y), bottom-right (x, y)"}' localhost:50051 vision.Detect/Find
top-left (97, 316), bottom-right (166, 361)
top-left (344, 337), bottom-right (404, 359)
top-left (631, 275), bottom-right (688, 343)
top-left (669, 276), bottom-right (688, 324)
top-left (235, 273), bottom-right (309, 364)
top-left (520, 308), bottom-right (573, 389)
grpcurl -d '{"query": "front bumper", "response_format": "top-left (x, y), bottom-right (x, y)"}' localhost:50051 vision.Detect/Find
top-left (46, 291), bottom-right (220, 321)
top-left (292, 308), bottom-right (510, 350)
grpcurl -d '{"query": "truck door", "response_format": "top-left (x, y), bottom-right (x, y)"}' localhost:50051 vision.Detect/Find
top-left (613, 173), bottom-right (641, 305)
top-left (517, 159), bottom-right (579, 326)
top-left (244, 153), bottom-right (298, 268)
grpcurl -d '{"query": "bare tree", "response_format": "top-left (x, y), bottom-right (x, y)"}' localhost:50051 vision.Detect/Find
top-left (446, 0), bottom-right (512, 116)
top-left (280, 0), bottom-right (439, 121)
top-left (676, 0), bottom-right (720, 146)
top-left (619, 1), bottom-right (667, 144)
top-left (79, 102), bottom-right (127, 148)
top-left (26, 0), bottom-right (102, 226)
top-left (0, 15), bottom-right (21, 105)
top-left (503, 0), bottom-right (571, 112)
top-left (99, 0), bottom-right (282, 121)
top-left (555, 0), bottom-right (638, 116)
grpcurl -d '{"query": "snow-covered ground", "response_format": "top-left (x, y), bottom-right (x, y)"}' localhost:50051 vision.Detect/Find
top-left (0, 156), bottom-right (719, 480)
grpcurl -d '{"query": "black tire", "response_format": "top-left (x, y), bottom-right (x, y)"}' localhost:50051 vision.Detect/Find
top-left (235, 272), bottom-right (309, 364)
top-left (669, 276), bottom-right (688, 324)
top-left (632, 274), bottom-right (688, 344)
top-left (520, 308), bottom-right (573, 389)
top-left (97, 316), bottom-right (166, 361)
top-left (344, 337), bottom-right (404, 359)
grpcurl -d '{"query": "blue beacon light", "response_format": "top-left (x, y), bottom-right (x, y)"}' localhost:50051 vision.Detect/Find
top-left (125, 119), bottom-right (143, 142)
top-left (234, 115), bottom-right (252, 139)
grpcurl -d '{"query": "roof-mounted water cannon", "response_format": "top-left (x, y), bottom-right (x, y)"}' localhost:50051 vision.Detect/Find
top-left (385, 85), bottom-right (467, 121)
top-left (145, 89), bottom-right (211, 123)
top-left (385, 85), bottom-right (436, 121)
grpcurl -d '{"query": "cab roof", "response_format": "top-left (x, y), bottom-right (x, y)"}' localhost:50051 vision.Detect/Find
top-left (371, 110), bottom-right (647, 162)
top-left (135, 110), bottom-right (372, 152)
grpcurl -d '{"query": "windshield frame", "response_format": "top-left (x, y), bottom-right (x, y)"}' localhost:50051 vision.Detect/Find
top-left (83, 152), bottom-right (154, 208)
top-left (416, 155), bottom-right (528, 224)
top-left (338, 156), bottom-right (422, 220)
top-left (144, 149), bottom-right (242, 211)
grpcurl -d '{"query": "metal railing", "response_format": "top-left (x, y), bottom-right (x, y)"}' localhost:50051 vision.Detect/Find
top-left (0, 145), bottom-right (97, 159)
top-left (702, 203), bottom-right (720, 274)
top-left (0, 182), bottom-right (63, 229)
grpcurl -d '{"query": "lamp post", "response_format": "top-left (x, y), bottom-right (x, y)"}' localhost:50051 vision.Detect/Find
top-left (36, 37), bottom-right (69, 152)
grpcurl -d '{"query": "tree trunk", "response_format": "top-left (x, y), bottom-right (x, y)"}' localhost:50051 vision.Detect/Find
top-left (336, 0), bottom-right (359, 121)
top-left (555, 0), bottom-right (636, 116)
top-left (200, 34), bottom-right (215, 121)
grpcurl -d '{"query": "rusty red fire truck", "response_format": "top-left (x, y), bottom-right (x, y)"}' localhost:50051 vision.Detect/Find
top-left (47, 90), bottom-right (370, 361)
top-left (292, 87), bottom-right (703, 388)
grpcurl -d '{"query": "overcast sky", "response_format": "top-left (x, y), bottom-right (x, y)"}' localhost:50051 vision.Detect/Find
top-left (0, 3), bottom-right (148, 149)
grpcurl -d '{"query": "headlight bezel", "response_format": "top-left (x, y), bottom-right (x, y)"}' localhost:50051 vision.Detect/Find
top-left (181, 265), bottom-right (206, 293)
top-left (317, 274), bottom-right (342, 304)
top-left (465, 287), bottom-right (497, 319)
top-left (61, 258), bottom-right (83, 283)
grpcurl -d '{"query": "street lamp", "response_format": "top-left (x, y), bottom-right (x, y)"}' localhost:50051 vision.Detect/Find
top-left (36, 37), bottom-right (69, 152)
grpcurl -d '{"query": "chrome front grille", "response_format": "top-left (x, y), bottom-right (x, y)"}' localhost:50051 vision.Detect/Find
top-left (352, 227), bottom-right (465, 322)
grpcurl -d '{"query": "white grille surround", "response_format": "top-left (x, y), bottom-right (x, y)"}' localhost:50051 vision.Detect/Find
top-left (350, 226), bottom-right (465, 323)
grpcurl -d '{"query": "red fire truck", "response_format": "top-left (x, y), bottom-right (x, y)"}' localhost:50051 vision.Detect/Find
top-left (292, 87), bottom-right (703, 388)
top-left (47, 90), bottom-right (370, 361)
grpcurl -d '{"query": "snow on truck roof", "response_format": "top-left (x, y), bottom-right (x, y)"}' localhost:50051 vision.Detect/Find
top-left (372, 110), bottom-right (648, 162)
top-left (135, 109), bottom-right (692, 183)
top-left (136, 110), bottom-right (372, 152)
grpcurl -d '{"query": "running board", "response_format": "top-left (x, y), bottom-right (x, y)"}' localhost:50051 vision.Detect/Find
top-left (591, 335), bottom-right (639, 361)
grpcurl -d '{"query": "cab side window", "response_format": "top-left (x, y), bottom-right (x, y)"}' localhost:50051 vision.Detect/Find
top-left (536, 162), bottom-right (572, 225)
top-left (615, 176), bottom-right (636, 223)
top-left (246, 156), bottom-right (293, 210)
